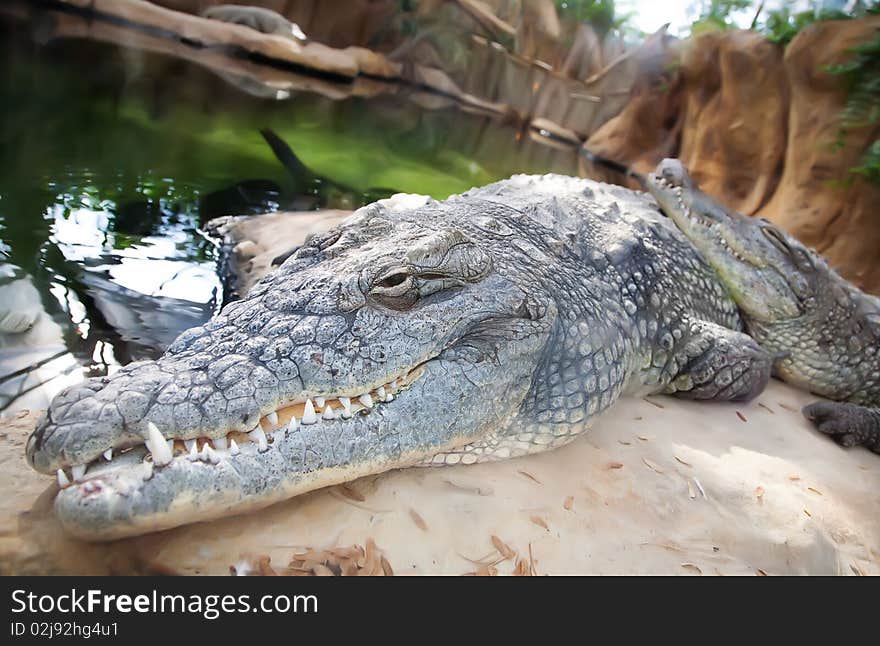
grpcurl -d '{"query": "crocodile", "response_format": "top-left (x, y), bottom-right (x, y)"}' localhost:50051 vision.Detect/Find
top-left (25, 175), bottom-right (775, 540)
top-left (646, 158), bottom-right (880, 453)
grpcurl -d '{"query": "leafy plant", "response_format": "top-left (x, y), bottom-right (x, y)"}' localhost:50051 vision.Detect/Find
top-left (689, 0), bottom-right (753, 35)
top-left (554, 0), bottom-right (632, 37)
top-left (825, 33), bottom-right (880, 184)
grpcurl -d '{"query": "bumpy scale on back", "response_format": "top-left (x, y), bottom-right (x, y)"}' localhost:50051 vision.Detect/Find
top-left (26, 175), bottom-right (770, 539)
top-left (647, 158), bottom-right (880, 454)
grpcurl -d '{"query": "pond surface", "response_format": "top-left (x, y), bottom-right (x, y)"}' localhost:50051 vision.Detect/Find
top-left (0, 19), bottom-right (580, 412)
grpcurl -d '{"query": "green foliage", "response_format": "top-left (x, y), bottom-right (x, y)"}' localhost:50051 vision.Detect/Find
top-left (689, 0), bottom-right (753, 35)
top-left (763, 5), bottom-right (853, 45)
top-left (825, 34), bottom-right (880, 184)
top-left (554, 0), bottom-right (631, 37)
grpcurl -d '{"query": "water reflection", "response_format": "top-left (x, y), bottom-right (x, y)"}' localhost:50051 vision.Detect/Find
top-left (0, 18), bottom-right (582, 413)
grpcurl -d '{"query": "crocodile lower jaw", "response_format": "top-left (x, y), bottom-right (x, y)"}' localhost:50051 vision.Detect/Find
top-left (54, 364), bottom-right (427, 489)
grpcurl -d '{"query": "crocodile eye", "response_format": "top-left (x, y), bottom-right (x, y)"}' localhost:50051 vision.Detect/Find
top-left (371, 268), bottom-right (417, 308)
top-left (760, 225), bottom-right (791, 255)
top-left (376, 271), bottom-right (408, 289)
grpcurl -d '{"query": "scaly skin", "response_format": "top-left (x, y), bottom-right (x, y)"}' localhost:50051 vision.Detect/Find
top-left (26, 176), bottom-right (771, 540)
top-left (646, 159), bottom-right (880, 454)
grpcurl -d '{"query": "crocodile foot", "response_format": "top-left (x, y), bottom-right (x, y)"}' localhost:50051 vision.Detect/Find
top-left (803, 401), bottom-right (880, 454)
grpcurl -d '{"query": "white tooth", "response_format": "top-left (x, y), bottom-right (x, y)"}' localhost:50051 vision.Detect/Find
top-left (315, 396), bottom-right (325, 408)
top-left (266, 411), bottom-right (279, 426)
top-left (339, 397), bottom-right (352, 418)
top-left (187, 442), bottom-right (199, 461)
top-left (72, 464), bottom-right (86, 481)
top-left (359, 393), bottom-right (373, 409)
top-left (322, 404), bottom-right (336, 420)
top-left (143, 459), bottom-right (153, 480)
top-left (57, 469), bottom-right (70, 488)
top-left (376, 386), bottom-right (386, 400)
top-left (229, 438), bottom-right (240, 456)
top-left (249, 426), bottom-right (269, 451)
top-left (302, 399), bottom-right (318, 424)
top-left (146, 422), bottom-right (173, 466)
top-left (103, 448), bottom-right (113, 461)
top-left (184, 439), bottom-right (196, 452)
top-left (205, 445), bottom-right (220, 464)
top-left (287, 416), bottom-right (298, 433)
top-left (385, 393), bottom-right (394, 402)
top-left (199, 443), bottom-right (213, 462)
top-left (214, 436), bottom-right (228, 451)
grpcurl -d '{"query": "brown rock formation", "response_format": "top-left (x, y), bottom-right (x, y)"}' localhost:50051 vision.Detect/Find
top-left (759, 18), bottom-right (880, 293)
top-left (584, 18), bottom-right (880, 294)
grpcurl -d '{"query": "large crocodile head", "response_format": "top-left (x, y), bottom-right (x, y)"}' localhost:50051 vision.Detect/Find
top-left (26, 191), bottom-right (563, 539)
top-left (645, 159), bottom-right (819, 323)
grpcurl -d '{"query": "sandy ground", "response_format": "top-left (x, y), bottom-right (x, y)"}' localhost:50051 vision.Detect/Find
top-left (1, 383), bottom-right (878, 575)
top-left (2, 209), bottom-right (877, 575)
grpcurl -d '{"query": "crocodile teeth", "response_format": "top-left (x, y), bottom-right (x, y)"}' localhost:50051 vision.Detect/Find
top-left (266, 411), bottom-right (279, 426)
top-left (146, 422), bottom-right (173, 466)
top-left (199, 443), bottom-right (219, 463)
top-left (359, 393), bottom-right (373, 409)
top-left (385, 393), bottom-right (394, 402)
top-left (187, 442), bottom-right (199, 461)
top-left (302, 399), bottom-right (318, 424)
top-left (287, 416), bottom-right (298, 433)
top-left (184, 439), bottom-right (197, 452)
top-left (71, 464), bottom-right (86, 481)
top-left (229, 438), bottom-right (240, 456)
top-left (57, 469), bottom-right (70, 488)
top-left (249, 427), bottom-right (269, 451)
top-left (339, 397), bottom-right (352, 418)
top-left (205, 445), bottom-right (221, 464)
top-left (315, 396), bottom-right (325, 408)
top-left (142, 459), bottom-right (153, 480)
top-left (102, 448), bottom-right (113, 461)
top-left (376, 386), bottom-right (386, 400)
top-left (214, 436), bottom-right (228, 451)
top-left (322, 404), bottom-right (336, 420)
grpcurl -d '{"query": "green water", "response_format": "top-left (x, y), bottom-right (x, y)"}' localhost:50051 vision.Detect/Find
top-left (0, 21), bottom-right (578, 409)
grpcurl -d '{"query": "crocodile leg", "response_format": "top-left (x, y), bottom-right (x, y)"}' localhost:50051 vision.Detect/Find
top-left (802, 402), bottom-right (880, 454)
top-left (666, 320), bottom-right (772, 402)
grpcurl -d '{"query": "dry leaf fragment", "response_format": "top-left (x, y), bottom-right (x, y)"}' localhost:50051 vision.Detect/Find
top-left (563, 496), bottom-right (574, 511)
top-left (409, 508), bottom-right (429, 531)
top-left (777, 402), bottom-right (797, 412)
top-left (687, 480), bottom-right (696, 499)
top-left (789, 475), bottom-right (801, 481)
top-left (618, 439), bottom-right (632, 446)
top-left (643, 397), bottom-right (665, 409)
top-left (491, 535), bottom-right (516, 560)
top-left (681, 563), bottom-right (702, 575)
top-left (512, 559), bottom-right (531, 576)
top-left (637, 434), bottom-right (651, 441)
top-left (693, 477), bottom-right (706, 498)
top-left (756, 568), bottom-right (768, 576)
top-left (642, 457), bottom-right (664, 473)
top-left (674, 455), bottom-right (692, 467)
top-left (518, 470), bottom-right (542, 485)
top-left (803, 508), bottom-right (812, 518)
top-left (607, 462), bottom-right (624, 470)
top-left (530, 515), bottom-right (549, 531)
top-left (758, 402), bottom-right (775, 414)
top-left (850, 564), bottom-right (864, 576)
top-left (736, 411), bottom-right (747, 422)
top-left (807, 487), bottom-right (823, 496)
